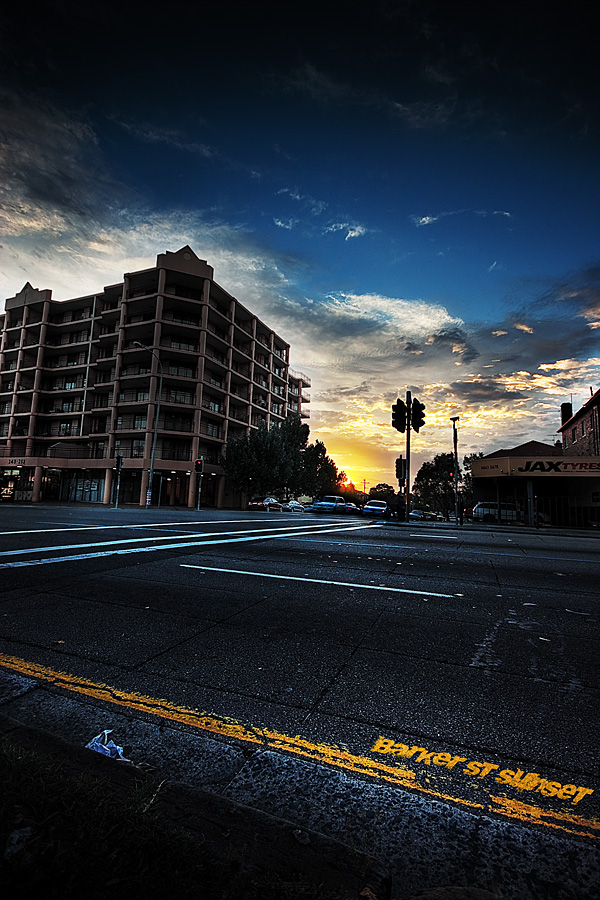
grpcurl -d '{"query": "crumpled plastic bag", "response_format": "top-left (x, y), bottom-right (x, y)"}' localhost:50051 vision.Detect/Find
top-left (4, 826), bottom-right (34, 863)
top-left (85, 729), bottom-right (130, 762)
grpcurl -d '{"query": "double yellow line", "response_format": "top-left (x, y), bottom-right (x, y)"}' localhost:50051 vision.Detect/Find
top-left (1, 652), bottom-right (598, 841)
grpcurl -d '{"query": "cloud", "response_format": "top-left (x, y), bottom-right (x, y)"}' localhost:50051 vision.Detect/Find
top-left (110, 117), bottom-right (215, 158)
top-left (410, 209), bottom-right (512, 227)
top-left (324, 222), bottom-right (368, 240)
top-left (514, 322), bottom-right (534, 333)
top-left (448, 379), bottom-right (529, 403)
top-left (0, 91), bottom-right (119, 241)
top-left (285, 63), bottom-right (387, 112)
top-left (273, 218), bottom-right (297, 230)
top-left (276, 187), bottom-right (328, 216)
top-left (391, 98), bottom-right (457, 128)
top-left (313, 381), bottom-right (373, 402)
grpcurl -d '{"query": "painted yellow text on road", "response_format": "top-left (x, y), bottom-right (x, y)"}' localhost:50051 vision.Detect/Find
top-left (1, 653), bottom-right (598, 841)
top-left (372, 737), bottom-right (594, 806)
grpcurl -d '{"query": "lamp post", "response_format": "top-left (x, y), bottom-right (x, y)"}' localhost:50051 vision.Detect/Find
top-left (450, 416), bottom-right (460, 524)
top-left (134, 341), bottom-right (163, 508)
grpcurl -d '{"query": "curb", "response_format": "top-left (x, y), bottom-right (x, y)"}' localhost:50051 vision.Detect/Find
top-left (0, 713), bottom-right (391, 898)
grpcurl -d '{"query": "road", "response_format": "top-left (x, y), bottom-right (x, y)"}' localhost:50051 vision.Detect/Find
top-left (1, 505), bottom-right (599, 898)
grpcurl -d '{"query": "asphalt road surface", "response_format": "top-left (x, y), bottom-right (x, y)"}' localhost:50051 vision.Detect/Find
top-left (1, 505), bottom-right (599, 898)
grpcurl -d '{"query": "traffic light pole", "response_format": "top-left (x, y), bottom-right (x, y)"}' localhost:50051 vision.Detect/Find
top-left (405, 389), bottom-right (411, 522)
top-left (391, 390), bottom-right (425, 522)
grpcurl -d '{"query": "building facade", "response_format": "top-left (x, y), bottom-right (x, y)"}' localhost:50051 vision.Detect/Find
top-left (0, 247), bottom-right (310, 506)
top-left (471, 437), bottom-right (600, 529)
top-left (558, 391), bottom-right (600, 456)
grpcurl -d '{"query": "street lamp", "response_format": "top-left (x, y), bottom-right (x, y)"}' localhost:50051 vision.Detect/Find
top-left (134, 341), bottom-right (163, 508)
top-left (450, 416), bottom-right (460, 524)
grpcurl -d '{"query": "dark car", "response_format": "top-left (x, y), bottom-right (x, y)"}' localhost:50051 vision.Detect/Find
top-left (247, 496), bottom-right (283, 511)
top-left (409, 509), bottom-right (436, 521)
top-left (342, 502), bottom-right (361, 515)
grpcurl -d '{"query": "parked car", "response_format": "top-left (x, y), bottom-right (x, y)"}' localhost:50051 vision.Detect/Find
top-left (281, 500), bottom-right (304, 512)
top-left (361, 500), bottom-right (390, 517)
top-left (247, 497), bottom-right (283, 511)
top-left (408, 509), bottom-right (437, 521)
top-left (342, 502), bottom-right (362, 515)
top-left (311, 496), bottom-right (347, 513)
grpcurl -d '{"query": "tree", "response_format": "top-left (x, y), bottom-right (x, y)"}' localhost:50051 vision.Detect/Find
top-left (273, 415), bottom-right (310, 497)
top-left (302, 440), bottom-right (345, 497)
top-left (369, 483), bottom-right (396, 501)
top-left (221, 422), bottom-right (276, 496)
top-left (222, 416), bottom-right (346, 500)
top-left (461, 452), bottom-right (484, 510)
top-left (412, 453), bottom-right (458, 517)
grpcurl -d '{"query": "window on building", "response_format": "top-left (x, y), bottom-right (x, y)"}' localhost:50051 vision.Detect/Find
top-left (581, 419), bottom-right (586, 436)
top-left (572, 427), bottom-right (577, 442)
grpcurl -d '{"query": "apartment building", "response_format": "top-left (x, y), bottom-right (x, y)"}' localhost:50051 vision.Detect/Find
top-left (0, 247), bottom-right (310, 507)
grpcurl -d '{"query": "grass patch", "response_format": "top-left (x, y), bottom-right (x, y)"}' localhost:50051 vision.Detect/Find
top-left (0, 741), bottom-right (349, 899)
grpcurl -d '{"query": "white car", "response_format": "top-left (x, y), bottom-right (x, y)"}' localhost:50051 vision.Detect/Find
top-left (282, 500), bottom-right (304, 512)
top-left (361, 500), bottom-right (390, 517)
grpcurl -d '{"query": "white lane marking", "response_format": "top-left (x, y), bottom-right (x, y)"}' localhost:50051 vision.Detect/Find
top-left (410, 534), bottom-right (458, 540)
top-left (180, 564), bottom-right (454, 598)
top-left (276, 538), bottom-right (416, 550)
top-left (0, 523), bottom-right (375, 569)
top-left (0, 522), bottom-right (371, 559)
top-left (0, 517), bottom-right (288, 536)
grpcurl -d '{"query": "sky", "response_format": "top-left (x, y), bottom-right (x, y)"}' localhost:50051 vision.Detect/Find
top-left (1, 0), bottom-right (599, 490)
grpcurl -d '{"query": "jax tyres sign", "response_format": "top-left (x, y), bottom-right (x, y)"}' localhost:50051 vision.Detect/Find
top-left (472, 456), bottom-right (600, 478)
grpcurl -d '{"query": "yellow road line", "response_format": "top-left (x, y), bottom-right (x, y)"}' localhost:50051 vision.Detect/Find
top-left (1, 652), bottom-right (598, 840)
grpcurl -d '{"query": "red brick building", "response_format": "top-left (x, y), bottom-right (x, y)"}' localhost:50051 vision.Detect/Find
top-left (558, 390), bottom-right (600, 456)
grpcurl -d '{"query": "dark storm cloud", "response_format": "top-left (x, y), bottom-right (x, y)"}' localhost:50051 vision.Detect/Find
top-left (0, 90), bottom-right (131, 233)
top-left (449, 380), bottom-right (528, 404)
top-left (314, 381), bottom-right (372, 402)
top-left (423, 328), bottom-right (480, 364)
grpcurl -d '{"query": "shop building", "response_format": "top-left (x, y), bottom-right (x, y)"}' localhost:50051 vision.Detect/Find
top-left (471, 437), bottom-right (600, 529)
top-left (0, 247), bottom-right (310, 506)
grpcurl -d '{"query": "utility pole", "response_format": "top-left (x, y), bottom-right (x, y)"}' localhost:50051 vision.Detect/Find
top-left (451, 416), bottom-right (460, 524)
top-left (405, 390), bottom-right (411, 521)
top-left (114, 453), bottom-right (123, 509)
top-left (195, 456), bottom-right (204, 510)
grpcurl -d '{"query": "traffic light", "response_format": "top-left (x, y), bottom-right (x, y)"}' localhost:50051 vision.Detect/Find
top-left (411, 397), bottom-right (426, 432)
top-left (391, 399), bottom-right (407, 432)
top-left (194, 457), bottom-right (204, 474)
top-left (395, 456), bottom-right (403, 479)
